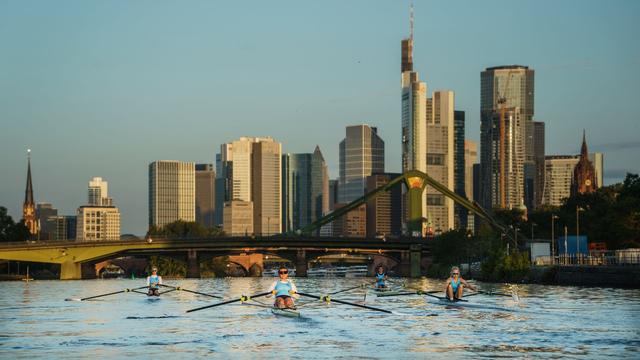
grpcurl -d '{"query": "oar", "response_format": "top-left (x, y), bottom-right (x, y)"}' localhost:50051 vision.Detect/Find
top-left (420, 291), bottom-right (468, 302)
top-left (158, 288), bottom-right (177, 295)
top-left (477, 290), bottom-right (516, 297)
top-left (375, 292), bottom-right (416, 298)
top-left (330, 283), bottom-right (370, 295)
top-left (186, 292), bottom-right (271, 313)
top-left (65, 286), bottom-right (149, 301)
top-left (375, 289), bottom-right (439, 298)
top-left (297, 292), bottom-right (392, 314)
top-left (461, 292), bottom-right (482, 298)
top-left (478, 290), bottom-right (520, 302)
top-left (385, 278), bottom-right (406, 287)
top-left (160, 284), bottom-right (223, 299)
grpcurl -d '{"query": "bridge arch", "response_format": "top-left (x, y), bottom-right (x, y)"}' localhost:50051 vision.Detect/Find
top-left (298, 170), bottom-right (509, 238)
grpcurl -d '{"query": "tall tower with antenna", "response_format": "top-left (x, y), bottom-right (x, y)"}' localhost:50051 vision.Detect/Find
top-left (23, 149), bottom-right (38, 237)
top-left (401, 3), bottom-right (427, 234)
top-left (401, 3), bottom-right (414, 73)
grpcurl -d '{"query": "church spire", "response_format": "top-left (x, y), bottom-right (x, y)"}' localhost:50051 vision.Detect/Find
top-left (25, 149), bottom-right (34, 205)
top-left (572, 131), bottom-right (596, 196)
top-left (580, 129), bottom-right (589, 160)
top-left (23, 149), bottom-right (38, 236)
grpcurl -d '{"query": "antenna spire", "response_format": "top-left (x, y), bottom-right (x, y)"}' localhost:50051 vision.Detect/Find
top-left (410, 3), bottom-right (414, 40)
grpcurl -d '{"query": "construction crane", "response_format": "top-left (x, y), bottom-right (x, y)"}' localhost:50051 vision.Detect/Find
top-left (496, 68), bottom-right (516, 208)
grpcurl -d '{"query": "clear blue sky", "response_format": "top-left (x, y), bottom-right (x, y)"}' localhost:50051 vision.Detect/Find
top-left (1, 0), bottom-right (638, 235)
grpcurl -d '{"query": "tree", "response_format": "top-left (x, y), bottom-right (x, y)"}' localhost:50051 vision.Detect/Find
top-left (147, 220), bottom-right (225, 238)
top-left (0, 206), bottom-right (30, 242)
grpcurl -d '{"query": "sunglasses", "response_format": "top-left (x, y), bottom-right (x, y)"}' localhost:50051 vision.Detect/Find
top-left (279, 270), bottom-right (288, 274)
top-left (452, 273), bottom-right (459, 276)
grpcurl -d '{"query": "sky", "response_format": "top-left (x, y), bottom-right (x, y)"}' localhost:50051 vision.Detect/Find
top-left (1, 0), bottom-right (639, 235)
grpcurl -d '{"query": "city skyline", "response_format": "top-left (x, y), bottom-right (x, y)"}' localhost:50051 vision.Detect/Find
top-left (1, 1), bottom-right (639, 235)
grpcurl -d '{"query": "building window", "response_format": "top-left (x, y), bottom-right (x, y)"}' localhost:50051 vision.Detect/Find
top-left (427, 194), bottom-right (444, 206)
top-left (427, 153), bottom-right (445, 166)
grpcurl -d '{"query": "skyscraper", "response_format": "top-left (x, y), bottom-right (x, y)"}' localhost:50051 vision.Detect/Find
top-left (542, 150), bottom-right (604, 207)
top-left (329, 179), bottom-right (339, 211)
top-left (88, 177), bottom-right (113, 206)
top-left (252, 138), bottom-right (282, 236)
top-left (542, 155), bottom-right (580, 206)
top-left (453, 110), bottom-right (466, 229)
top-left (36, 203), bottom-right (57, 240)
top-left (366, 173), bottom-right (402, 238)
top-left (338, 125), bottom-right (385, 203)
top-left (148, 160), bottom-right (195, 229)
top-left (195, 164), bottom-right (215, 229)
top-left (218, 139), bottom-right (253, 203)
top-left (217, 137), bottom-right (282, 236)
top-left (223, 200), bottom-right (253, 236)
top-left (282, 146), bottom-right (329, 233)
top-left (464, 141), bottom-right (478, 203)
top-left (78, 176), bottom-right (120, 241)
top-left (480, 65), bottom-right (534, 210)
top-left (22, 149), bottom-right (38, 236)
top-left (465, 140), bottom-right (478, 231)
top-left (425, 91), bottom-right (455, 232)
top-left (47, 215), bottom-right (76, 240)
top-left (400, 6), bottom-right (427, 233)
top-left (589, 153), bottom-right (604, 189)
top-left (533, 121), bottom-right (546, 209)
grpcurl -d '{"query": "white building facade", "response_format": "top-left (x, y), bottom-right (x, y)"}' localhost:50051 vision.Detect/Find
top-left (76, 206), bottom-right (120, 241)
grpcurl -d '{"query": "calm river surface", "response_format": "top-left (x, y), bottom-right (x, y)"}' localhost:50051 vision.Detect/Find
top-left (1, 278), bottom-right (639, 359)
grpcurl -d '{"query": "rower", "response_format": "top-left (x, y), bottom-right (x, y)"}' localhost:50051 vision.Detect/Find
top-left (267, 266), bottom-right (298, 309)
top-left (146, 267), bottom-right (163, 296)
top-left (444, 266), bottom-right (476, 301)
top-left (374, 266), bottom-right (388, 289)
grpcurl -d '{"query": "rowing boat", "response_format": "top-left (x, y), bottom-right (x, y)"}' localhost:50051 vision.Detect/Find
top-left (271, 307), bottom-right (301, 318)
top-left (428, 296), bottom-right (517, 312)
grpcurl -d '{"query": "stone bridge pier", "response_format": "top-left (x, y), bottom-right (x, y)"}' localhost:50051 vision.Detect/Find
top-left (296, 250), bottom-right (308, 277)
top-left (187, 249), bottom-right (200, 278)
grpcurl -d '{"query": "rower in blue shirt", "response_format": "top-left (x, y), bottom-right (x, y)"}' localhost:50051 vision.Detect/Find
top-left (267, 266), bottom-right (298, 309)
top-left (146, 267), bottom-right (163, 296)
top-left (444, 266), bottom-right (476, 300)
top-left (375, 266), bottom-right (388, 289)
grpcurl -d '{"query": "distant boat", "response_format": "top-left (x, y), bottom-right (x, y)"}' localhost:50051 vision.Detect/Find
top-left (262, 268), bottom-right (296, 277)
top-left (308, 265), bottom-right (368, 278)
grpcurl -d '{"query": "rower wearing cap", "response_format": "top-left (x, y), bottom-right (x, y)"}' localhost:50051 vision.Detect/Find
top-left (267, 266), bottom-right (298, 309)
top-left (146, 267), bottom-right (163, 296)
top-left (374, 266), bottom-right (388, 289)
top-left (444, 266), bottom-right (476, 301)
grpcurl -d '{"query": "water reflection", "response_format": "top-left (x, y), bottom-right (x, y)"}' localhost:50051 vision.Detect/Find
top-left (0, 278), bottom-right (638, 358)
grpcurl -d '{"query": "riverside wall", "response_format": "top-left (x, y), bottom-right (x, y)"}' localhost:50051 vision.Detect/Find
top-left (529, 265), bottom-right (640, 288)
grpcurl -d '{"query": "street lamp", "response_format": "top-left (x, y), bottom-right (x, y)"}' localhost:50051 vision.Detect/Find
top-left (551, 215), bottom-right (559, 262)
top-left (576, 206), bottom-right (585, 262)
top-left (531, 222), bottom-right (537, 239)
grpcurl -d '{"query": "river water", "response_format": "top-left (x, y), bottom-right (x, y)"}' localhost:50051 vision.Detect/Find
top-left (1, 278), bottom-right (638, 359)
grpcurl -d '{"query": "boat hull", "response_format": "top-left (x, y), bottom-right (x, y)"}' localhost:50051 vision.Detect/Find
top-left (271, 307), bottom-right (300, 318)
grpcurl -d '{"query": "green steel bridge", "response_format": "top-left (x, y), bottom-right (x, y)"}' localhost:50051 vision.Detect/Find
top-left (0, 170), bottom-right (509, 279)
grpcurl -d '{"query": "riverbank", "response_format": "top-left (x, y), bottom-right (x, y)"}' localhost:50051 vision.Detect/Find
top-left (527, 265), bottom-right (640, 288)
